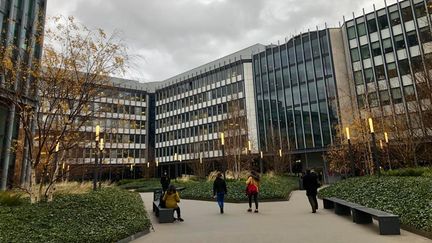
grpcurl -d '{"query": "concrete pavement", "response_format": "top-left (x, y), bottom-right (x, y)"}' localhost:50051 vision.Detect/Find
top-left (133, 191), bottom-right (431, 243)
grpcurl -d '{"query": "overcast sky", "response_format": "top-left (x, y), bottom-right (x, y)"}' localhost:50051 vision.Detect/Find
top-left (46, 0), bottom-right (397, 82)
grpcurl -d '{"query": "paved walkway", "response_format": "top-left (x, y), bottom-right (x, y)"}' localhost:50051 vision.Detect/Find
top-left (134, 191), bottom-right (430, 243)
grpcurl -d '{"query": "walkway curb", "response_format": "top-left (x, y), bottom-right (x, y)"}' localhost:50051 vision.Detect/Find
top-left (116, 229), bottom-right (150, 243)
top-left (401, 224), bottom-right (432, 240)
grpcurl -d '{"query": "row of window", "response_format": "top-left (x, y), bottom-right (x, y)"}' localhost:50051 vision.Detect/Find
top-left (350, 29), bottom-right (432, 62)
top-left (98, 103), bottom-right (147, 116)
top-left (82, 118), bottom-right (146, 130)
top-left (156, 135), bottom-right (248, 158)
top-left (79, 132), bottom-right (146, 144)
top-left (254, 31), bottom-right (330, 73)
top-left (71, 148), bottom-right (146, 159)
top-left (100, 89), bottom-right (147, 102)
top-left (357, 85), bottom-right (416, 108)
top-left (156, 64), bottom-right (243, 101)
top-left (156, 118), bottom-right (245, 144)
top-left (156, 99), bottom-right (245, 130)
top-left (347, 1), bottom-right (431, 40)
top-left (156, 81), bottom-right (244, 114)
top-left (353, 56), bottom-right (424, 85)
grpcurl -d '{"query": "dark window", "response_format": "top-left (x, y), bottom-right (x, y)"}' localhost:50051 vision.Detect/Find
top-left (357, 23), bottom-right (367, 36)
top-left (304, 39), bottom-right (312, 60)
top-left (399, 59), bottom-right (410, 76)
top-left (314, 59), bottom-right (323, 78)
top-left (380, 90), bottom-right (391, 105)
top-left (391, 88), bottom-right (403, 104)
top-left (290, 66), bottom-right (298, 85)
top-left (378, 15), bottom-right (389, 29)
top-left (351, 48), bottom-right (360, 62)
top-left (394, 35), bottom-right (405, 50)
top-left (275, 50), bottom-right (281, 69)
top-left (281, 47), bottom-right (288, 67)
top-left (375, 65), bottom-right (386, 80)
top-left (404, 85), bottom-right (416, 101)
top-left (312, 37), bottom-right (320, 57)
top-left (367, 19), bottom-right (378, 33)
top-left (364, 68), bottom-right (374, 83)
top-left (407, 31), bottom-right (419, 47)
top-left (357, 94), bottom-right (366, 108)
top-left (298, 63), bottom-right (306, 83)
top-left (348, 26), bottom-right (355, 40)
top-left (360, 45), bottom-right (370, 59)
top-left (401, 7), bottom-right (414, 22)
top-left (420, 27), bottom-right (432, 43)
top-left (387, 63), bottom-right (398, 78)
top-left (415, 3), bottom-right (427, 18)
top-left (368, 92), bottom-right (379, 107)
top-left (390, 11), bottom-right (401, 26)
top-left (371, 42), bottom-right (381, 56)
top-left (306, 61), bottom-right (314, 80)
top-left (383, 38), bottom-right (393, 53)
top-left (354, 71), bottom-right (363, 85)
top-left (296, 42), bottom-right (303, 62)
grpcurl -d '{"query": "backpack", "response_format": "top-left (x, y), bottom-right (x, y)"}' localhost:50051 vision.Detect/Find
top-left (246, 183), bottom-right (258, 195)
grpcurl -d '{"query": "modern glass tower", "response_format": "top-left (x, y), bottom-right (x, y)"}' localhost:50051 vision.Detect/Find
top-left (253, 28), bottom-right (350, 169)
top-left (0, 0), bottom-right (47, 190)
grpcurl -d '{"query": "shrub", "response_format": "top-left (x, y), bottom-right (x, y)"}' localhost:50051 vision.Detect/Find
top-left (0, 187), bottom-right (150, 242)
top-left (382, 167), bottom-right (432, 177)
top-left (319, 176), bottom-right (432, 232)
top-left (0, 192), bottom-right (23, 206)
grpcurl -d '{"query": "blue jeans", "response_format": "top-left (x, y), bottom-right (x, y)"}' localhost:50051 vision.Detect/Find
top-left (216, 192), bottom-right (225, 208)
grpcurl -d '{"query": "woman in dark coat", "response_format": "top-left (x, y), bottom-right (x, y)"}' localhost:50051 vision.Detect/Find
top-left (213, 172), bottom-right (227, 214)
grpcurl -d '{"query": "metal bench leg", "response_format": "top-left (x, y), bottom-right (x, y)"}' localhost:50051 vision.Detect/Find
top-left (335, 203), bottom-right (351, 215)
top-left (352, 209), bottom-right (372, 224)
top-left (323, 199), bottom-right (334, 209)
top-left (378, 218), bottom-right (400, 235)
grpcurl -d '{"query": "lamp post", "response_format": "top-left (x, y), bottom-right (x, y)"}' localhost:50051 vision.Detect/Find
top-left (368, 118), bottom-right (381, 177)
top-left (93, 125), bottom-right (100, 191)
top-left (98, 138), bottom-right (104, 189)
top-left (346, 127), bottom-right (355, 177)
top-left (55, 142), bottom-right (60, 181)
top-left (384, 132), bottom-right (391, 170)
top-left (259, 151), bottom-right (263, 175)
top-left (220, 132), bottom-right (226, 179)
top-left (247, 140), bottom-right (251, 170)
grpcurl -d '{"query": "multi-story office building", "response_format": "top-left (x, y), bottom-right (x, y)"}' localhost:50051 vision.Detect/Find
top-left (253, 28), bottom-right (350, 169)
top-left (0, 0), bottom-right (47, 189)
top-left (154, 45), bottom-right (265, 176)
top-left (63, 78), bottom-right (158, 180)
top-left (343, 0), bottom-right (432, 136)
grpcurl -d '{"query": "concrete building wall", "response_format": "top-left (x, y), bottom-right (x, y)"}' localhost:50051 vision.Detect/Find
top-left (243, 62), bottom-right (259, 153)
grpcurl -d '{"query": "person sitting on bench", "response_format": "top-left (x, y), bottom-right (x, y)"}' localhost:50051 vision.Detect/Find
top-left (163, 184), bottom-right (184, 222)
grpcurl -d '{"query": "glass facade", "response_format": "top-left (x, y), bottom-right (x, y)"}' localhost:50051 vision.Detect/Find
top-left (253, 29), bottom-right (338, 154)
top-left (0, 0), bottom-right (47, 189)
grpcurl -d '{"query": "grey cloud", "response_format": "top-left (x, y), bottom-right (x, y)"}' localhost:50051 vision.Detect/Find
top-left (47, 0), bottom-right (395, 82)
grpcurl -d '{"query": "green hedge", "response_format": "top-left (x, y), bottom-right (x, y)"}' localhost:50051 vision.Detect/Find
top-left (382, 167), bottom-right (432, 177)
top-left (319, 176), bottom-right (432, 232)
top-left (180, 175), bottom-right (298, 202)
top-left (0, 187), bottom-right (150, 242)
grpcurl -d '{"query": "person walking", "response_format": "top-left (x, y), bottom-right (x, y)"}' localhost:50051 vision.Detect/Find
top-left (302, 169), bottom-right (320, 213)
top-left (213, 172), bottom-right (227, 214)
top-left (160, 171), bottom-right (170, 192)
top-left (246, 171), bottom-right (260, 213)
top-left (163, 184), bottom-right (184, 221)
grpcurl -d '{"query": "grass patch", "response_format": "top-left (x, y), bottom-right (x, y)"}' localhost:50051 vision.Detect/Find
top-left (0, 187), bottom-right (150, 242)
top-left (120, 175), bottom-right (298, 202)
top-left (319, 176), bottom-right (432, 233)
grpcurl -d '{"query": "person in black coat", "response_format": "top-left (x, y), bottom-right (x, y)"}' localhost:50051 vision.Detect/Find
top-left (160, 171), bottom-right (170, 192)
top-left (302, 169), bottom-right (320, 213)
top-left (213, 172), bottom-right (227, 214)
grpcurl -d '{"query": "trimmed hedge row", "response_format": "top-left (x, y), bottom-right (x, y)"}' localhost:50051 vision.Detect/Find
top-left (319, 176), bottom-right (432, 233)
top-left (119, 176), bottom-right (298, 202)
top-left (382, 167), bottom-right (432, 177)
top-left (0, 187), bottom-right (150, 243)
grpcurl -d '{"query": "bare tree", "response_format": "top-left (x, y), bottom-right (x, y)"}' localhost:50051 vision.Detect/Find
top-left (1, 16), bottom-right (127, 202)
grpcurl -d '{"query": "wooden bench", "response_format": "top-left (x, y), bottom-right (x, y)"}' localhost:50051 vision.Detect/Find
top-left (323, 197), bottom-right (400, 235)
